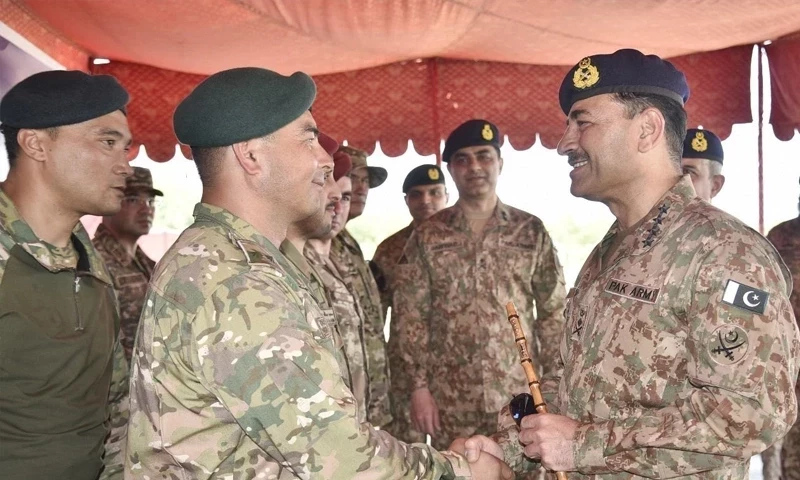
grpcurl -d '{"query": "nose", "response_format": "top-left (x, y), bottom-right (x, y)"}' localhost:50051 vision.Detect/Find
top-left (556, 123), bottom-right (577, 157)
top-left (116, 161), bottom-right (134, 177)
top-left (333, 200), bottom-right (344, 215)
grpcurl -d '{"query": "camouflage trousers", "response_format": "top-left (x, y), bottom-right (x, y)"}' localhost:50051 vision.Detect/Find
top-left (762, 441), bottom-right (782, 480)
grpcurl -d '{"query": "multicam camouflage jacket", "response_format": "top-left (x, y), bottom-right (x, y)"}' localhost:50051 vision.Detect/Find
top-left (498, 177), bottom-right (800, 479)
top-left (125, 203), bottom-right (472, 479)
top-left (392, 199), bottom-right (567, 419)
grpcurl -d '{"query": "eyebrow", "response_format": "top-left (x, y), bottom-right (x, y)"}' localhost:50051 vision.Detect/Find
top-left (96, 128), bottom-right (133, 146)
top-left (298, 121), bottom-right (319, 137)
top-left (566, 109), bottom-right (591, 125)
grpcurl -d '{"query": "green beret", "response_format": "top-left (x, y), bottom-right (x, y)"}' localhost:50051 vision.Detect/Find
top-left (0, 70), bottom-right (128, 129)
top-left (173, 67), bottom-right (316, 147)
top-left (403, 164), bottom-right (445, 193)
top-left (682, 128), bottom-right (723, 164)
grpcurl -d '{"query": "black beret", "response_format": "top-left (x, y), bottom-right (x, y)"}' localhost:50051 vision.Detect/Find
top-left (174, 67), bottom-right (316, 147)
top-left (402, 164), bottom-right (445, 193)
top-left (0, 70), bottom-right (128, 129)
top-left (442, 119), bottom-right (501, 163)
top-left (682, 128), bottom-right (723, 164)
top-left (559, 49), bottom-right (690, 115)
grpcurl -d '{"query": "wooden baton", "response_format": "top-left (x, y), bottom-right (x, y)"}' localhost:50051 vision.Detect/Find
top-left (506, 301), bottom-right (568, 480)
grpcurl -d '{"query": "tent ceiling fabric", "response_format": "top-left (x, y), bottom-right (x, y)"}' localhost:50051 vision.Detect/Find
top-left (13, 0), bottom-right (800, 75)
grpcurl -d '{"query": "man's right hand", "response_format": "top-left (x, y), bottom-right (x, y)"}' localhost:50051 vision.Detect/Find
top-left (450, 437), bottom-right (514, 480)
top-left (410, 387), bottom-right (440, 435)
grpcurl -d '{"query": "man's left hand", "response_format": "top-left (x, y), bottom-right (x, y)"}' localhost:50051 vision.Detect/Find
top-left (519, 412), bottom-right (579, 472)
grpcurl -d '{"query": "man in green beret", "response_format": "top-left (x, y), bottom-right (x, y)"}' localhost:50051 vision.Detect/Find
top-left (329, 145), bottom-right (394, 429)
top-left (462, 48), bottom-right (797, 480)
top-left (372, 164), bottom-right (448, 443)
top-left (93, 166), bottom-right (163, 363)
top-left (125, 66), bottom-right (512, 479)
top-left (0, 70), bottom-right (132, 480)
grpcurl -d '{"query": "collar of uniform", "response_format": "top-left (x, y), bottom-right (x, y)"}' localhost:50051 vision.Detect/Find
top-left (280, 239), bottom-right (316, 282)
top-left (451, 197), bottom-right (510, 231)
top-left (93, 223), bottom-right (137, 268)
top-left (334, 228), bottom-right (363, 256)
top-left (0, 186), bottom-right (112, 280)
top-left (192, 202), bottom-right (283, 261)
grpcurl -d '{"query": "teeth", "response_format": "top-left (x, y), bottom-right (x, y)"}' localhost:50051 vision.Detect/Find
top-left (572, 161), bottom-right (588, 169)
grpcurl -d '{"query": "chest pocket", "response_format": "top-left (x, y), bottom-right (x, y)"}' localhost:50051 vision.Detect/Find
top-left (586, 293), bottom-right (686, 420)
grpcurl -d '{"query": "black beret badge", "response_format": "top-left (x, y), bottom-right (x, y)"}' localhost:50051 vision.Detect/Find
top-left (691, 131), bottom-right (708, 152)
top-left (572, 57), bottom-right (600, 90)
top-left (481, 123), bottom-right (494, 141)
top-left (428, 168), bottom-right (440, 180)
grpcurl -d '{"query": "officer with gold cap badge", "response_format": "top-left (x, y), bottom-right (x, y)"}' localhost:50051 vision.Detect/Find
top-left (125, 66), bottom-right (512, 480)
top-left (391, 118), bottom-right (567, 450)
top-left (681, 127), bottom-right (725, 202)
top-left (460, 48), bottom-right (798, 480)
top-left (372, 163), bottom-right (449, 443)
top-left (0, 70), bottom-right (132, 480)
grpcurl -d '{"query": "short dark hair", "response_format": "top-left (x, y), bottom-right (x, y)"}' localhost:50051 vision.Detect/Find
top-left (190, 146), bottom-right (225, 187)
top-left (1, 125), bottom-right (59, 168)
top-left (612, 92), bottom-right (687, 166)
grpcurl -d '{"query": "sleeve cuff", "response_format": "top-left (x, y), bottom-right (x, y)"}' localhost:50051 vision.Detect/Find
top-left (440, 451), bottom-right (473, 479)
top-left (573, 421), bottom-right (611, 471)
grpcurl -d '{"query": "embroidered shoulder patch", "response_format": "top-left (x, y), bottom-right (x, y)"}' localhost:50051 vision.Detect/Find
top-left (708, 324), bottom-right (749, 365)
top-left (722, 280), bottom-right (769, 314)
top-left (604, 278), bottom-right (660, 304)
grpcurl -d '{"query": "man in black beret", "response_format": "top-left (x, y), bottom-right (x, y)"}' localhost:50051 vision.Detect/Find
top-left (392, 119), bottom-right (566, 451)
top-left (0, 70), bottom-right (132, 480)
top-left (681, 128), bottom-right (725, 202)
top-left (461, 48), bottom-right (798, 480)
top-left (371, 164), bottom-right (448, 443)
top-left (125, 66), bottom-right (511, 480)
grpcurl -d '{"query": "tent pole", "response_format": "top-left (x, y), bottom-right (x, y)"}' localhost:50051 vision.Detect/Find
top-left (757, 44), bottom-right (765, 234)
top-left (429, 58), bottom-right (442, 166)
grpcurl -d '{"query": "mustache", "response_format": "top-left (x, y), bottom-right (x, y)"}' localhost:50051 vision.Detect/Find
top-left (568, 152), bottom-right (589, 164)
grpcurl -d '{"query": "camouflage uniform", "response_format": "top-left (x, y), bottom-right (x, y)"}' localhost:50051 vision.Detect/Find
top-left (305, 243), bottom-right (371, 423)
top-left (331, 228), bottom-right (393, 427)
top-left (93, 223), bottom-right (156, 363)
top-left (125, 203), bottom-right (472, 479)
top-left (0, 188), bottom-right (128, 480)
top-left (371, 223), bottom-right (425, 443)
top-left (392, 199), bottom-right (567, 449)
top-left (497, 177), bottom-right (799, 479)
top-left (769, 216), bottom-right (800, 480)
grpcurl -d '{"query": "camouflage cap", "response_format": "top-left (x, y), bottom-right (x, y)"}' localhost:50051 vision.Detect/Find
top-left (125, 167), bottom-right (163, 196)
top-left (340, 145), bottom-right (387, 188)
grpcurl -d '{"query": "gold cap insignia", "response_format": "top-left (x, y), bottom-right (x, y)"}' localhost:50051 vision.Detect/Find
top-left (481, 124), bottom-right (494, 141)
top-left (691, 131), bottom-right (708, 152)
top-left (428, 168), bottom-right (440, 180)
top-left (573, 57), bottom-right (600, 90)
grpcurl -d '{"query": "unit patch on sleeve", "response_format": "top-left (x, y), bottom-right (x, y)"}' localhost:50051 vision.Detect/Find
top-left (722, 279), bottom-right (769, 314)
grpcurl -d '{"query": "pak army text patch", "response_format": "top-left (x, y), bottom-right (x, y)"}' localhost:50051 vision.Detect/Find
top-left (722, 280), bottom-right (769, 314)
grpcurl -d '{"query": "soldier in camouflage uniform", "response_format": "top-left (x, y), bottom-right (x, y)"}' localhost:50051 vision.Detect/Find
top-left (774, 178), bottom-right (800, 480)
top-left (372, 164), bottom-right (449, 443)
top-left (0, 71), bottom-right (131, 480)
top-left (306, 174), bottom-right (374, 423)
top-left (463, 49), bottom-right (800, 480)
top-left (330, 145), bottom-right (394, 428)
top-left (125, 67), bottom-right (513, 479)
top-left (93, 166), bottom-right (162, 362)
top-left (392, 119), bottom-right (567, 450)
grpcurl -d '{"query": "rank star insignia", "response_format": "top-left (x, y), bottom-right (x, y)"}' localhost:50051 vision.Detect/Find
top-left (572, 57), bottom-right (600, 89)
top-left (428, 168), bottom-right (440, 180)
top-left (481, 124), bottom-right (494, 141)
top-left (708, 324), bottom-right (749, 365)
top-left (691, 131), bottom-right (708, 152)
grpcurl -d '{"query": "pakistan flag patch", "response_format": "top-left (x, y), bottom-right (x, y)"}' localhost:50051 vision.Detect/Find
top-left (722, 280), bottom-right (769, 314)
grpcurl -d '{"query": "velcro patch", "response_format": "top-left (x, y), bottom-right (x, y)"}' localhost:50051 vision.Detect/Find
top-left (722, 280), bottom-right (769, 314)
top-left (604, 278), bottom-right (660, 304)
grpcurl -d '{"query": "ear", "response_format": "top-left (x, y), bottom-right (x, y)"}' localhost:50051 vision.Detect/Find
top-left (498, 156), bottom-right (504, 174)
top-left (710, 174), bottom-right (726, 199)
top-left (16, 129), bottom-right (49, 163)
top-left (231, 139), bottom-right (264, 176)
top-left (404, 195), bottom-right (410, 206)
top-left (636, 108), bottom-right (665, 154)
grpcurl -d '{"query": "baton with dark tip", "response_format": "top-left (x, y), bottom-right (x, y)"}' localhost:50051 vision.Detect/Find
top-left (506, 301), bottom-right (568, 480)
